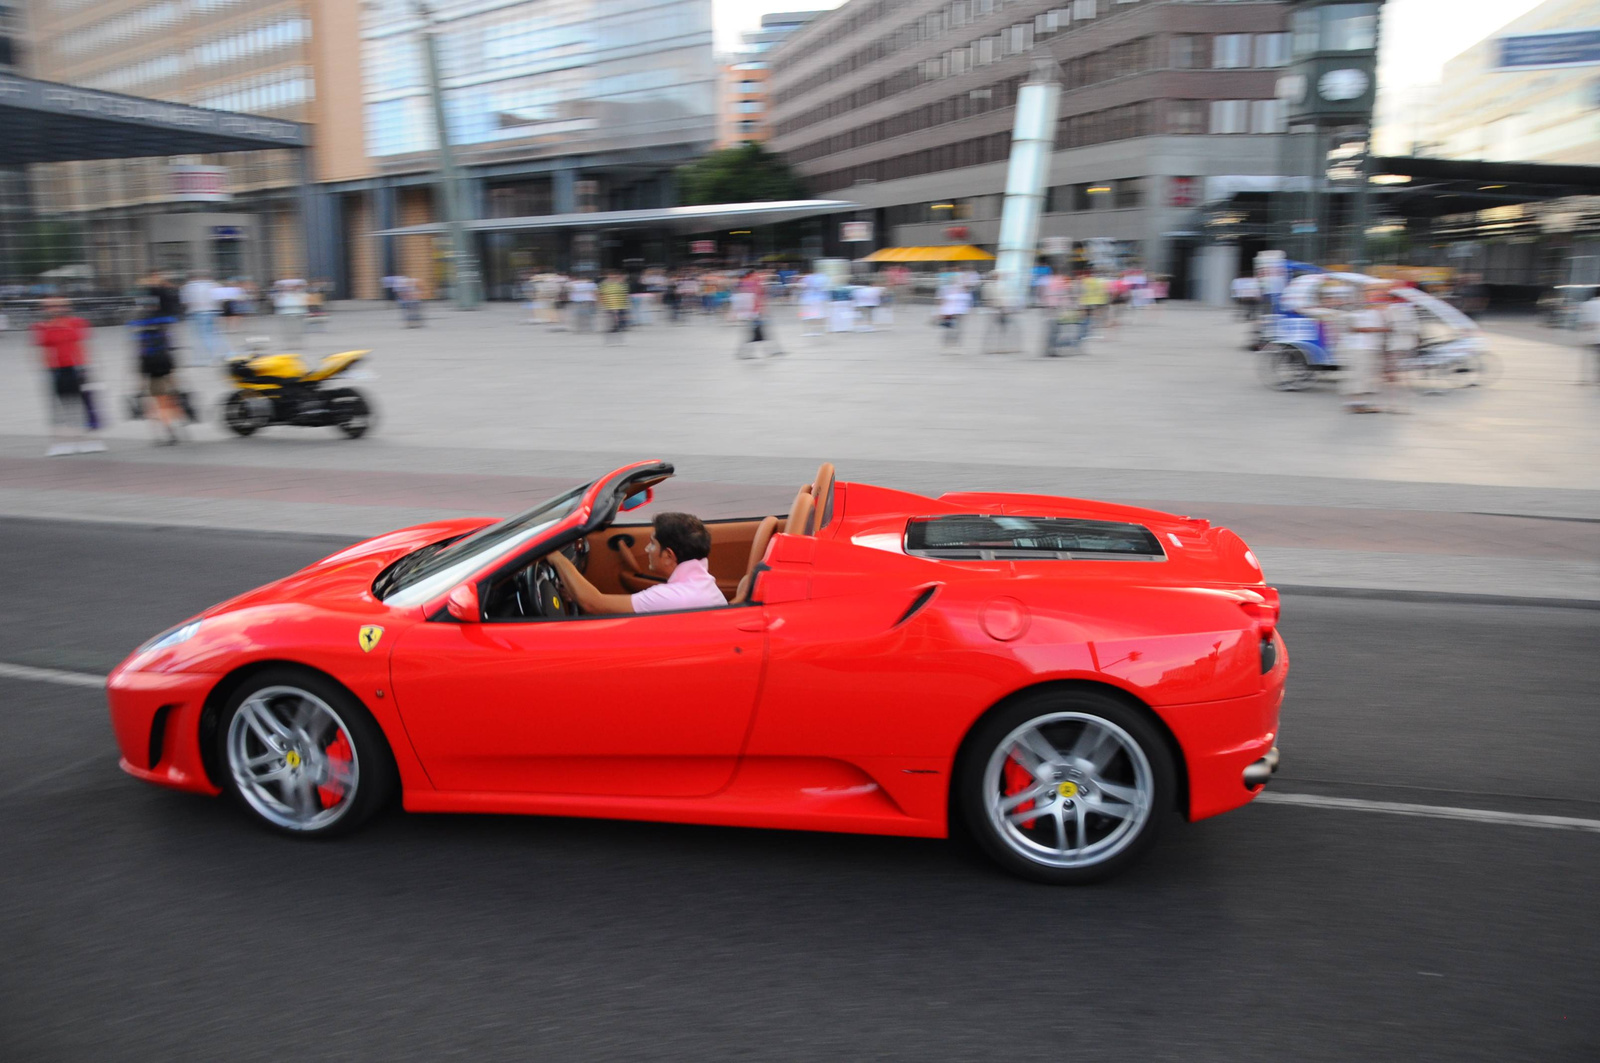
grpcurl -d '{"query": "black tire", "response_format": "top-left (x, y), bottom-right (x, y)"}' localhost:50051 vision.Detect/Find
top-left (329, 388), bottom-right (373, 439)
top-left (955, 689), bottom-right (1176, 885)
top-left (222, 391), bottom-right (263, 436)
top-left (215, 666), bottom-right (396, 838)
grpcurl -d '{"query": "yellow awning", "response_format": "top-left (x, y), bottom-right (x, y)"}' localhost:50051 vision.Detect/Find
top-left (859, 245), bottom-right (995, 263)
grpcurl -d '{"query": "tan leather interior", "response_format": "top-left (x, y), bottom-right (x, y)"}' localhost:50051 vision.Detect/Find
top-left (809, 462), bottom-right (836, 533)
top-left (730, 515), bottom-right (780, 605)
top-left (582, 517), bottom-right (776, 598)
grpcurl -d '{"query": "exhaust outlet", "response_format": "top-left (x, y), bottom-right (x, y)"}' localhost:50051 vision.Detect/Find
top-left (1243, 746), bottom-right (1281, 789)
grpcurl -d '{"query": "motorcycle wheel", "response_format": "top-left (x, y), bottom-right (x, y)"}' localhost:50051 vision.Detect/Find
top-left (1260, 344), bottom-right (1313, 391)
top-left (330, 388), bottom-right (374, 439)
top-left (223, 391), bottom-right (268, 437)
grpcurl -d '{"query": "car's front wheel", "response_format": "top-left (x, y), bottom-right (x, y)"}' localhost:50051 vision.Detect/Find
top-left (957, 690), bottom-right (1176, 884)
top-left (217, 668), bottom-right (395, 836)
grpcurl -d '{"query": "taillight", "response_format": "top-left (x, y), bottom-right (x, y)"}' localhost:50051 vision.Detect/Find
top-left (1238, 591), bottom-right (1280, 673)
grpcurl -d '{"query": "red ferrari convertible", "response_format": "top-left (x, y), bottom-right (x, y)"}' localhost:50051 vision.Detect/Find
top-left (108, 460), bottom-right (1285, 883)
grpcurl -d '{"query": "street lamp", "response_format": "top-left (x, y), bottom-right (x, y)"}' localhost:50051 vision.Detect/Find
top-left (410, 0), bottom-right (480, 309)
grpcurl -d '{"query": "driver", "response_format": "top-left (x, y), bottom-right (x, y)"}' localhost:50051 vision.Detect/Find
top-left (546, 512), bottom-right (726, 615)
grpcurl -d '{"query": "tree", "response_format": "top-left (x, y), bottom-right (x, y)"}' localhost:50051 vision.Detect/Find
top-left (676, 143), bottom-right (808, 205)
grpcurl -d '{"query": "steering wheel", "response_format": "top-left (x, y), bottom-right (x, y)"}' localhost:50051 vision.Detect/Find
top-left (518, 559), bottom-right (579, 617)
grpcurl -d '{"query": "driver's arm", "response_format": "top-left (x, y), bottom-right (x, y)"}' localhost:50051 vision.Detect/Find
top-left (546, 550), bottom-right (635, 615)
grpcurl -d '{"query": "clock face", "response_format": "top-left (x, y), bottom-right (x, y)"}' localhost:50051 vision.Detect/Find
top-left (1275, 74), bottom-right (1307, 104)
top-left (1319, 68), bottom-right (1369, 102)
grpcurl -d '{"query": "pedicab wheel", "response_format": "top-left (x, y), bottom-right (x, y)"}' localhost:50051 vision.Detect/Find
top-left (956, 690), bottom-right (1175, 885)
top-left (1260, 343), bottom-right (1313, 391)
top-left (217, 667), bottom-right (395, 837)
top-left (222, 391), bottom-right (267, 436)
top-left (330, 388), bottom-right (374, 439)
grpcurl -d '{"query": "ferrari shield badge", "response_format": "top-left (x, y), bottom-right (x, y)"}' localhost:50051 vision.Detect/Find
top-left (358, 625), bottom-right (385, 653)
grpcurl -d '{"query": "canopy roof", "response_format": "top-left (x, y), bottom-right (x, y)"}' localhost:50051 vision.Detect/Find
top-left (859, 245), bottom-right (995, 263)
top-left (0, 74), bottom-right (306, 164)
top-left (373, 199), bottom-right (860, 237)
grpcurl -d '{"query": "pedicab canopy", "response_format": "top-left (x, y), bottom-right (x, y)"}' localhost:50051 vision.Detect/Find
top-left (859, 245), bottom-right (996, 263)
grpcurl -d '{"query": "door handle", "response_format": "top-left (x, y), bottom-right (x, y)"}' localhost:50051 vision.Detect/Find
top-left (735, 615), bottom-right (782, 633)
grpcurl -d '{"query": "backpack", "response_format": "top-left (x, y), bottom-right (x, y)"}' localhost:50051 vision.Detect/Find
top-left (135, 320), bottom-right (174, 378)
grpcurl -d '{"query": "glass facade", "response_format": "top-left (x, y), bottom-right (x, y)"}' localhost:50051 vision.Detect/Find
top-left (362, 0), bottom-right (715, 160)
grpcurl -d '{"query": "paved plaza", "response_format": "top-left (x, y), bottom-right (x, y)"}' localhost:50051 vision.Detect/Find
top-left (1, 300), bottom-right (1596, 601)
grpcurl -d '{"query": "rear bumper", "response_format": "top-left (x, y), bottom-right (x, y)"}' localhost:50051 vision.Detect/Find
top-left (1157, 632), bottom-right (1287, 822)
top-left (106, 666), bottom-right (221, 795)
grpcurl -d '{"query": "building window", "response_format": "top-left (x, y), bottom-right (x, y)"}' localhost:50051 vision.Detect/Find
top-left (738, 120), bottom-right (758, 133)
top-left (738, 100), bottom-right (762, 113)
top-left (1168, 100), bottom-right (1206, 134)
top-left (1073, 0), bottom-right (1097, 20)
top-left (1114, 178), bottom-right (1142, 209)
top-left (738, 80), bottom-right (761, 92)
top-left (1213, 34), bottom-right (1251, 69)
top-left (1170, 35), bottom-right (1205, 69)
top-left (1250, 99), bottom-right (1286, 133)
top-left (1255, 32), bottom-right (1290, 68)
top-left (1210, 99), bottom-right (1249, 134)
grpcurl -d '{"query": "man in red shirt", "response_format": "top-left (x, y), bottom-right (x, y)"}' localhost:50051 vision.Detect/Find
top-left (32, 297), bottom-right (104, 455)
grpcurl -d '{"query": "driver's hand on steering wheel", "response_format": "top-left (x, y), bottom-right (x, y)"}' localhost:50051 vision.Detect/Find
top-left (545, 549), bottom-right (578, 590)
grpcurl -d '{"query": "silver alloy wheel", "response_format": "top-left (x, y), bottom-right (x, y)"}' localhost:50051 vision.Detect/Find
top-left (982, 711), bottom-right (1153, 870)
top-left (226, 684), bottom-right (360, 831)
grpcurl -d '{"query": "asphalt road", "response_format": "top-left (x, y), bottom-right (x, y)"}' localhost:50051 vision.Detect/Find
top-left (1, 519), bottom-right (1596, 1062)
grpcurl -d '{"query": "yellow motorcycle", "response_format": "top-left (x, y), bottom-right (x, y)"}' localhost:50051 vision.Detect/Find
top-left (222, 348), bottom-right (375, 439)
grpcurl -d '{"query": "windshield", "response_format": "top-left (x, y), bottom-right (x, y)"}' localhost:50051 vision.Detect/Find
top-left (379, 482), bottom-right (590, 605)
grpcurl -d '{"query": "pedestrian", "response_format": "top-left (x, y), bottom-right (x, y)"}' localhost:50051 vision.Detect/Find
top-left (1579, 288), bottom-right (1600, 385)
top-left (937, 275), bottom-right (971, 347)
top-left (852, 281), bottom-right (881, 332)
top-left (1232, 273), bottom-right (1262, 321)
top-left (1322, 282), bottom-right (1388, 413)
top-left (1079, 272), bottom-right (1108, 333)
top-left (397, 276), bottom-right (424, 328)
top-left (1383, 283), bottom-right (1419, 411)
top-left (732, 270), bottom-right (784, 358)
top-left (273, 278), bottom-right (310, 346)
top-left (214, 277), bottom-right (245, 341)
top-left (568, 274), bottom-right (597, 332)
top-left (798, 267), bottom-right (829, 337)
top-left (132, 306), bottom-right (185, 444)
top-left (180, 271), bottom-right (226, 365)
top-left (32, 296), bottom-right (105, 455)
top-left (599, 272), bottom-right (630, 342)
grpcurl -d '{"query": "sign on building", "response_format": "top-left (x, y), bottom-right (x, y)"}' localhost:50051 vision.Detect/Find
top-left (1169, 176), bottom-right (1199, 207)
top-left (840, 220), bottom-right (872, 242)
top-left (1040, 236), bottom-right (1071, 256)
top-left (169, 165), bottom-right (230, 202)
top-left (1497, 30), bottom-right (1600, 70)
top-left (690, 240), bottom-right (717, 254)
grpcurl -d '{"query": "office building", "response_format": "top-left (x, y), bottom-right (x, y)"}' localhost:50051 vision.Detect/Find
top-left (717, 11), bottom-right (826, 149)
top-left (20, 0), bottom-right (716, 297)
top-left (1427, 0), bottom-right (1600, 166)
top-left (768, 0), bottom-right (1297, 291)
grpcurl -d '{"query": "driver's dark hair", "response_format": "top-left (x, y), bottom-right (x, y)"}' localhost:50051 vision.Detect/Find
top-left (653, 512), bottom-right (711, 563)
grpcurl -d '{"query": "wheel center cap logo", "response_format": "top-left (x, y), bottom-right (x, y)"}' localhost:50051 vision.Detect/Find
top-left (1057, 781), bottom-right (1079, 799)
top-left (285, 750), bottom-right (302, 769)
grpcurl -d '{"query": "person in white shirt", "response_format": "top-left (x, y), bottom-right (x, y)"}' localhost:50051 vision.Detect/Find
top-left (1341, 283), bottom-right (1390, 413)
top-left (567, 276), bottom-right (597, 332)
top-left (546, 512), bottom-right (726, 615)
top-left (1579, 290), bottom-right (1600, 385)
top-left (798, 269), bottom-right (830, 337)
top-left (181, 273), bottom-right (225, 364)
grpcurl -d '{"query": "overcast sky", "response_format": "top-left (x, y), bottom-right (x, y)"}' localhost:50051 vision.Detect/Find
top-left (714, 0), bottom-right (1554, 89)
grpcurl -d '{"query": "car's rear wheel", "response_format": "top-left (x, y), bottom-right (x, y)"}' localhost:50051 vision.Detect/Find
top-left (217, 668), bottom-right (394, 836)
top-left (957, 690), bottom-right (1175, 884)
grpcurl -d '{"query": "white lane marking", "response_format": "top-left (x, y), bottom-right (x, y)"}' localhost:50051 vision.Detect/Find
top-left (0, 662), bottom-right (106, 689)
top-left (1257, 791), bottom-right (1600, 834)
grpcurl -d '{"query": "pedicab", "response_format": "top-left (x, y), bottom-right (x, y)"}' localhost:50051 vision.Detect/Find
top-left (1256, 271), bottom-right (1495, 392)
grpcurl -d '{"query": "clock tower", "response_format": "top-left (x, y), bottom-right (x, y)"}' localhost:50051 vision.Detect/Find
top-left (1279, 1), bottom-right (1385, 263)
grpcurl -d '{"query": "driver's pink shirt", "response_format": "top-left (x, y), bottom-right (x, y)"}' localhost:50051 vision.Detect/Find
top-left (630, 558), bottom-right (727, 613)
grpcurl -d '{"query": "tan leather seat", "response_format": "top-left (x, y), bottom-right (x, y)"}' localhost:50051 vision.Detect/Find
top-left (729, 515), bottom-right (780, 605)
top-left (809, 462), bottom-right (836, 533)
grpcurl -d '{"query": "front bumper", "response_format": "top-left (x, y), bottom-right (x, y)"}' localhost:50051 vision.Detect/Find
top-left (106, 667), bottom-right (221, 795)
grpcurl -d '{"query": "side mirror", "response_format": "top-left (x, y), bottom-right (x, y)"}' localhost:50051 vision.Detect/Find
top-left (445, 582), bottom-right (481, 623)
top-left (621, 486), bottom-right (654, 512)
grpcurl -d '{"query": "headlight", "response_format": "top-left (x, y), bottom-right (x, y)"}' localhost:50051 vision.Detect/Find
top-left (140, 620), bottom-right (202, 654)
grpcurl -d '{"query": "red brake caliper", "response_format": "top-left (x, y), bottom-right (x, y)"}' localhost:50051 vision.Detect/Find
top-left (1003, 756), bottom-right (1038, 830)
top-left (318, 733), bottom-right (353, 809)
